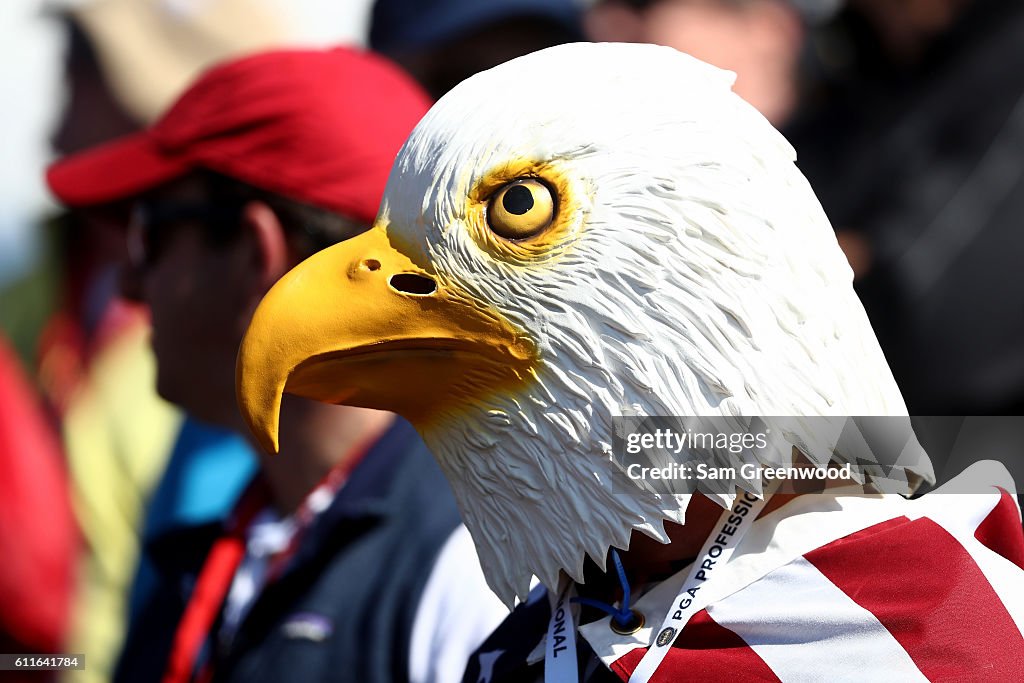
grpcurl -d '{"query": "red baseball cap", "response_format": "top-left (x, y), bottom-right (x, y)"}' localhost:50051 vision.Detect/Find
top-left (47, 46), bottom-right (432, 226)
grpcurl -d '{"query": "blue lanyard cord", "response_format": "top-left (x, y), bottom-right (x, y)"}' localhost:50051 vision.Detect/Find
top-left (570, 548), bottom-right (639, 629)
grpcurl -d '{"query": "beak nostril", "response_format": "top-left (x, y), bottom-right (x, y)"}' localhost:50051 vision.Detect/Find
top-left (362, 259), bottom-right (381, 272)
top-left (389, 273), bottom-right (437, 296)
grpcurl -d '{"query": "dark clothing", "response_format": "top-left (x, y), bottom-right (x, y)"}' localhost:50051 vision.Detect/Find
top-left (461, 590), bottom-right (620, 683)
top-left (115, 419), bottom-right (464, 683)
top-left (787, 0), bottom-right (1024, 414)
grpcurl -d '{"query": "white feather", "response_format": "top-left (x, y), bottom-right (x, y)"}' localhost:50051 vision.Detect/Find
top-left (380, 43), bottom-right (930, 607)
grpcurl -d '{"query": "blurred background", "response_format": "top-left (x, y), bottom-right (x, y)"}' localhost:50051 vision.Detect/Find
top-left (0, 0), bottom-right (1021, 680)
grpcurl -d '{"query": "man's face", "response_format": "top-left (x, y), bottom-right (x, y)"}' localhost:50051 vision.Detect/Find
top-left (587, 0), bottom-right (803, 125)
top-left (646, 0), bottom-right (802, 125)
top-left (122, 176), bottom-right (257, 427)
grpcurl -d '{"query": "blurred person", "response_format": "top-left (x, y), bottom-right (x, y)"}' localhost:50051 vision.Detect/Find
top-left (369, 0), bottom-right (584, 99)
top-left (0, 334), bottom-right (77, 682)
top-left (786, 0), bottom-right (1024, 414)
top-left (38, 19), bottom-right (183, 683)
top-left (47, 46), bottom-right (508, 683)
top-left (67, 0), bottom-right (290, 123)
top-left (585, 0), bottom-right (806, 125)
top-left (39, 3), bottom-right (355, 677)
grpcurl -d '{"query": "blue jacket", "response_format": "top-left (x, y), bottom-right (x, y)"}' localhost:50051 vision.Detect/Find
top-left (126, 417), bottom-right (257, 629)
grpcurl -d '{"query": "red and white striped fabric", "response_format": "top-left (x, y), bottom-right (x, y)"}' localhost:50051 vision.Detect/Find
top-left (575, 460), bottom-right (1024, 682)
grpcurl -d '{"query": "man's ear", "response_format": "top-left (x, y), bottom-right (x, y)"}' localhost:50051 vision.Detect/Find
top-left (240, 200), bottom-right (290, 290)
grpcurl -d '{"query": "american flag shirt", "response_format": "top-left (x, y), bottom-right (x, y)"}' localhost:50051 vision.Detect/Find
top-left (463, 460), bottom-right (1024, 682)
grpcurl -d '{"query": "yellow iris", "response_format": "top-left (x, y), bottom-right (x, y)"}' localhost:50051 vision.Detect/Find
top-left (488, 179), bottom-right (555, 240)
top-left (465, 158), bottom-right (586, 266)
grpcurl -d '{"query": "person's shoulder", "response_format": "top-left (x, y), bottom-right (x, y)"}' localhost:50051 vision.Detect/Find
top-left (588, 464), bottom-right (1024, 682)
top-left (804, 460), bottom-right (1021, 573)
top-left (896, 459), bottom-right (1019, 558)
top-left (792, 461), bottom-right (1024, 675)
top-left (908, 460), bottom-right (1022, 573)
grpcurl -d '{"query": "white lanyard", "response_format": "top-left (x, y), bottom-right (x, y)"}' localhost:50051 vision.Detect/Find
top-left (545, 579), bottom-right (579, 683)
top-left (627, 486), bottom-right (773, 683)
top-left (543, 486), bottom-right (772, 683)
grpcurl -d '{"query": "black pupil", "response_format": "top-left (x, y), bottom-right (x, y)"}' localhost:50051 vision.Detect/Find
top-left (502, 184), bottom-right (535, 216)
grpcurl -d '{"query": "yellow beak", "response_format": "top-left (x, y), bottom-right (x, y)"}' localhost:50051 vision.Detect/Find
top-left (235, 225), bottom-right (536, 454)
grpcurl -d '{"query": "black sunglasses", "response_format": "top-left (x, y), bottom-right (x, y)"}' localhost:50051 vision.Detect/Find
top-left (127, 200), bottom-right (243, 268)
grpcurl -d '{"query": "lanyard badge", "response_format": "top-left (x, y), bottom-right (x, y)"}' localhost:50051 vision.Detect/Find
top-left (544, 580), bottom-right (580, 683)
top-left (627, 486), bottom-right (773, 682)
top-left (543, 484), bottom-right (774, 683)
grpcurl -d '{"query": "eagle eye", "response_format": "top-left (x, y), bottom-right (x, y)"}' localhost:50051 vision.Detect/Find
top-left (487, 179), bottom-right (555, 240)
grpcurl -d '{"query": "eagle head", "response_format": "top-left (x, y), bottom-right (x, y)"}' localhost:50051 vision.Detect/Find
top-left (236, 43), bottom-right (929, 607)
